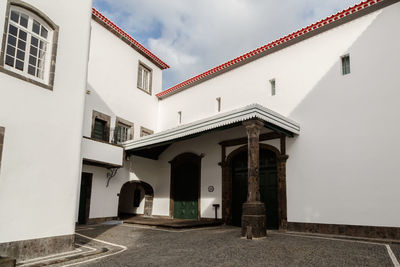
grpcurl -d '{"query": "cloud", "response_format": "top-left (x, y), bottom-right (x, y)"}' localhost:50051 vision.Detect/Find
top-left (94, 0), bottom-right (361, 89)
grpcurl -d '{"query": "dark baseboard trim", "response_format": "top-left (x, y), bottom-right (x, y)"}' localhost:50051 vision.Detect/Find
top-left (288, 222), bottom-right (400, 240)
top-left (87, 216), bottom-right (118, 225)
top-left (0, 234), bottom-right (74, 262)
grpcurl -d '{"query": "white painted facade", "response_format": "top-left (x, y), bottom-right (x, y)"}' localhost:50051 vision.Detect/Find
top-left (82, 0), bottom-right (400, 229)
top-left (0, 0), bottom-right (92, 245)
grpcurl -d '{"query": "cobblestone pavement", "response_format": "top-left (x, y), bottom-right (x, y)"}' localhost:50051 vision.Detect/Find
top-left (69, 224), bottom-right (399, 267)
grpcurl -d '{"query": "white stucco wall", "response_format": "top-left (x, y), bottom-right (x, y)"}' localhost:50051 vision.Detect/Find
top-left (0, 0), bottom-right (92, 243)
top-left (154, 3), bottom-right (400, 227)
top-left (84, 19), bottom-right (163, 141)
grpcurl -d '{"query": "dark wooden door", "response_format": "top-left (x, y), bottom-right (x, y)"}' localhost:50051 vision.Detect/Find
top-left (231, 149), bottom-right (278, 229)
top-left (171, 154), bottom-right (200, 220)
top-left (78, 172), bottom-right (92, 224)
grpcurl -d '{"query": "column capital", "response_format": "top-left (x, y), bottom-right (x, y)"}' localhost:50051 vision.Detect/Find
top-left (243, 119), bottom-right (264, 129)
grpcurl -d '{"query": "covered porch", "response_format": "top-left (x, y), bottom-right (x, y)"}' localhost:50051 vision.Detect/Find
top-left (124, 103), bottom-right (300, 238)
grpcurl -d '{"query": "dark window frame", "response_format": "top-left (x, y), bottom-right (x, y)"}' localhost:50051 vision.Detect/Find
top-left (91, 110), bottom-right (111, 142)
top-left (137, 60), bottom-right (153, 95)
top-left (114, 117), bottom-right (134, 143)
top-left (341, 54), bottom-right (351, 75)
top-left (0, 0), bottom-right (59, 90)
top-left (140, 126), bottom-right (154, 137)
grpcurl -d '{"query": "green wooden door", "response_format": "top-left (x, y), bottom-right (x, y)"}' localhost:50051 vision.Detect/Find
top-left (173, 161), bottom-right (199, 219)
top-left (231, 149), bottom-right (278, 229)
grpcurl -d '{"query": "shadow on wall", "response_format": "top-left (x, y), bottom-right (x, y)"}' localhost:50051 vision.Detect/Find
top-left (286, 6), bottom-right (400, 224)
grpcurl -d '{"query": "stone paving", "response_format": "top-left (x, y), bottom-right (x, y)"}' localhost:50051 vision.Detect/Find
top-left (65, 224), bottom-right (400, 267)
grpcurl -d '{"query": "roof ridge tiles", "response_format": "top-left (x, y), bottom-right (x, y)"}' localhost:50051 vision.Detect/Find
top-left (92, 8), bottom-right (169, 70)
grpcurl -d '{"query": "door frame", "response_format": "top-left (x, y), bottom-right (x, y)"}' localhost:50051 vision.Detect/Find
top-left (169, 152), bottom-right (202, 219)
top-left (221, 144), bottom-right (288, 230)
top-left (78, 172), bottom-right (93, 224)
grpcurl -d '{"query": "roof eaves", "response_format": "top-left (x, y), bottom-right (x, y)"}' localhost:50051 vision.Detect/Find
top-left (92, 8), bottom-right (170, 70)
top-left (156, 0), bottom-right (386, 99)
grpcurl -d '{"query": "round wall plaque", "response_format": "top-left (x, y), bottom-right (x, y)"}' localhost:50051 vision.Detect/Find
top-left (208, 186), bottom-right (214, 192)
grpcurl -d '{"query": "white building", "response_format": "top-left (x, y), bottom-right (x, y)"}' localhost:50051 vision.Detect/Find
top-left (1, 0), bottom-right (400, 262)
top-left (0, 0), bottom-right (93, 261)
top-left (80, 0), bottom-right (400, 239)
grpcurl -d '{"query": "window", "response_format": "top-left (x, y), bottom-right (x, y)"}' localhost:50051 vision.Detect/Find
top-left (1, 2), bottom-right (59, 89)
top-left (140, 127), bottom-right (154, 137)
top-left (0, 127), bottom-right (5, 172)
top-left (93, 118), bottom-right (107, 141)
top-left (178, 111), bottom-right (182, 124)
top-left (341, 55), bottom-right (350, 75)
top-left (270, 79), bottom-right (276, 96)
top-left (137, 62), bottom-right (152, 94)
top-left (216, 97), bottom-right (221, 112)
top-left (91, 111), bottom-right (111, 142)
top-left (113, 117), bottom-right (134, 144)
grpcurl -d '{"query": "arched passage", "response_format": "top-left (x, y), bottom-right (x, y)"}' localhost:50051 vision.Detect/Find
top-left (222, 144), bottom-right (288, 230)
top-left (118, 180), bottom-right (154, 217)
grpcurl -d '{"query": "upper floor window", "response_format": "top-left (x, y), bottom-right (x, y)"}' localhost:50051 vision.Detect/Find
top-left (113, 117), bottom-right (134, 144)
top-left (270, 79), bottom-right (276, 96)
top-left (137, 61), bottom-right (152, 94)
top-left (91, 110), bottom-right (110, 142)
top-left (1, 3), bottom-right (59, 90)
top-left (140, 126), bottom-right (154, 137)
top-left (341, 54), bottom-right (350, 75)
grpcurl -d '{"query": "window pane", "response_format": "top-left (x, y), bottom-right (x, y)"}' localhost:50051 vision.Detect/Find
top-left (7, 35), bottom-right (16, 46)
top-left (16, 49), bottom-right (25, 60)
top-left (18, 30), bottom-right (27, 41)
top-left (31, 37), bottom-right (38, 47)
top-left (5, 55), bottom-right (14, 67)
top-left (15, 60), bottom-right (23, 71)
top-left (17, 40), bottom-right (26, 50)
top-left (29, 55), bottom-right (37, 65)
top-left (10, 11), bottom-right (19, 23)
top-left (8, 24), bottom-right (18, 36)
top-left (41, 27), bottom-right (48, 39)
top-left (30, 46), bottom-right (38, 57)
top-left (28, 65), bottom-right (36, 75)
top-left (6, 45), bottom-right (15, 56)
top-left (20, 14), bottom-right (28, 28)
top-left (93, 119), bottom-right (107, 141)
top-left (32, 20), bottom-right (40, 34)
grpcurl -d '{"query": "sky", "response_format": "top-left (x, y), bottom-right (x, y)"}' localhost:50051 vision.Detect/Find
top-left (93, 0), bottom-right (361, 90)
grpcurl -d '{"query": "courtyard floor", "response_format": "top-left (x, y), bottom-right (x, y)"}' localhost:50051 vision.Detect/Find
top-left (21, 224), bottom-right (400, 267)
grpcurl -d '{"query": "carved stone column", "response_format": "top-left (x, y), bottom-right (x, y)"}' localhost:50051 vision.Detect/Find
top-left (241, 119), bottom-right (266, 238)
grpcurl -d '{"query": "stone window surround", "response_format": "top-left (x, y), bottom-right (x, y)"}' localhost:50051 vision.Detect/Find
top-left (137, 60), bottom-right (153, 95)
top-left (91, 110), bottom-right (111, 142)
top-left (0, 0), bottom-right (59, 91)
top-left (140, 126), bottom-right (154, 137)
top-left (115, 116), bottom-right (134, 141)
top-left (0, 126), bottom-right (4, 172)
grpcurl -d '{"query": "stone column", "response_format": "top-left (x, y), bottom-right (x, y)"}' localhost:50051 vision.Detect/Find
top-left (241, 120), bottom-right (266, 238)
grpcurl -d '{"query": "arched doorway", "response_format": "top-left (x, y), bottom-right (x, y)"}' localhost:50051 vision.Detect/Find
top-left (170, 153), bottom-right (201, 220)
top-left (118, 181), bottom-right (154, 218)
top-left (224, 144), bottom-right (284, 229)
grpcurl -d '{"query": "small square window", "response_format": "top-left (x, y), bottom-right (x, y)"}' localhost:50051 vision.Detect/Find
top-left (137, 62), bottom-right (152, 94)
top-left (341, 55), bottom-right (350, 75)
top-left (270, 79), bottom-right (276, 96)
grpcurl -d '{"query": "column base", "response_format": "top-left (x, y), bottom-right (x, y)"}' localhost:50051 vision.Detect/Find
top-left (241, 202), bottom-right (266, 239)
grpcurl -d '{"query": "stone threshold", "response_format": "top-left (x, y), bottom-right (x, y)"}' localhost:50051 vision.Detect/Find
top-left (123, 216), bottom-right (223, 229)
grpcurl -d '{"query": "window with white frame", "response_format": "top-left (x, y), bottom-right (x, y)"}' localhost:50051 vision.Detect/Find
top-left (137, 62), bottom-right (152, 94)
top-left (3, 6), bottom-right (54, 85)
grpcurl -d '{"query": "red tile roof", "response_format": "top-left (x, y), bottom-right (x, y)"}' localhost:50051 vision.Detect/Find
top-left (156, 0), bottom-right (383, 99)
top-left (92, 8), bottom-right (170, 70)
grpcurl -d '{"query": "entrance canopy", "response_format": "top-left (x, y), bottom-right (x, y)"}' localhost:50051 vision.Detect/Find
top-left (124, 103), bottom-right (300, 159)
